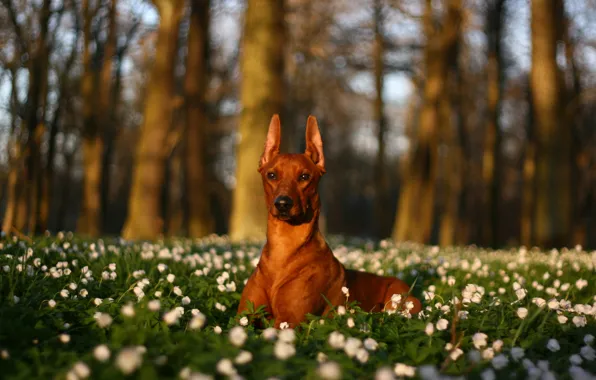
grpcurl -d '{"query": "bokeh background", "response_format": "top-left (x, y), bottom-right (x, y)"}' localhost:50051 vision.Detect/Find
top-left (0, 0), bottom-right (595, 248)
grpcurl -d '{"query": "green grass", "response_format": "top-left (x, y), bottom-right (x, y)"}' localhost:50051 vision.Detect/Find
top-left (1, 233), bottom-right (596, 379)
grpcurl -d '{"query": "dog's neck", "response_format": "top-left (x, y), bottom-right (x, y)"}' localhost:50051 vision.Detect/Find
top-left (264, 209), bottom-right (324, 262)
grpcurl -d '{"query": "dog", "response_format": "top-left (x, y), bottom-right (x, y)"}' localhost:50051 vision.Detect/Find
top-left (237, 115), bottom-right (422, 328)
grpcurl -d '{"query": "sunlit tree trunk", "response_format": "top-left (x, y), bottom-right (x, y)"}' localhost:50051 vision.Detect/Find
top-left (78, 0), bottom-right (102, 236)
top-left (482, 0), bottom-right (505, 248)
top-left (122, 0), bottom-right (185, 239)
top-left (229, 0), bottom-right (285, 241)
top-left (392, 0), bottom-right (462, 244)
top-left (185, 0), bottom-right (214, 238)
top-left (530, 0), bottom-right (570, 248)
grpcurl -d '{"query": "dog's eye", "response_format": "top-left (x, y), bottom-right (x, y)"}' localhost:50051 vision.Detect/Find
top-left (299, 173), bottom-right (311, 182)
top-left (267, 172), bottom-right (277, 180)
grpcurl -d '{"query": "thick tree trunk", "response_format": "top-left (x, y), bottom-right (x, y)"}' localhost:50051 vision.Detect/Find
top-left (78, 0), bottom-right (102, 236)
top-left (122, 0), bottom-right (185, 239)
top-left (392, 0), bottom-right (461, 244)
top-left (521, 83), bottom-right (536, 247)
top-left (229, 0), bottom-right (285, 241)
top-left (530, 0), bottom-right (570, 248)
top-left (185, 0), bottom-right (213, 238)
top-left (482, 0), bottom-right (505, 248)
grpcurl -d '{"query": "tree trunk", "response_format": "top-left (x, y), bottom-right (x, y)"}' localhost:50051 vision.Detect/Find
top-left (530, 0), bottom-right (570, 248)
top-left (229, 0), bottom-right (285, 241)
top-left (392, 0), bottom-right (462, 244)
top-left (521, 82), bottom-right (536, 247)
top-left (373, 0), bottom-right (388, 239)
top-left (185, 0), bottom-right (213, 238)
top-left (482, 0), bottom-right (505, 248)
top-left (122, 0), bottom-right (185, 240)
top-left (78, 0), bottom-right (102, 236)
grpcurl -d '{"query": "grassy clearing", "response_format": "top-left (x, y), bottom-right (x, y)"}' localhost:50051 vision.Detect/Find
top-left (1, 234), bottom-right (596, 379)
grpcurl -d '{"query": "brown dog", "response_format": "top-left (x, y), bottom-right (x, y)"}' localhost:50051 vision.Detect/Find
top-left (237, 115), bottom-right (422, 328)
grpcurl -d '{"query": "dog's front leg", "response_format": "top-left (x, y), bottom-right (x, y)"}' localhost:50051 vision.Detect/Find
top-left (237, 271), bottom-right (272, 325)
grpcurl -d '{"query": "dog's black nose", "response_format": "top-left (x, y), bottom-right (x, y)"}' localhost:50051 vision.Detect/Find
top-left (274, 196), bottom-right (293, 213)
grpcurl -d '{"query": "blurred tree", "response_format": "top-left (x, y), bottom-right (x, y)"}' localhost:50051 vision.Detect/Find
top-left (229, 0), bottom-right (285, 241)
top-left (530, 0), bottom-right (571, 248)
top-left (392, 0), bottom-right (462, 244)
top-left (482, 0), bottom-right (506, 247)
top-left (122, 0), bottom-right (186, 239)
top-left (185, 0), bottom-right (214, 238)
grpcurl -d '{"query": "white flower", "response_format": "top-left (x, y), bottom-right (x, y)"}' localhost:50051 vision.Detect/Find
top-left (517, 307), bottom-right (528, 319)
top-left (216, 358), bottom-right (236, 376)
top-left (492, 340), bottom-right (503, 352)
top-left (235, 350), bottom-right (253, 365)
top-left (93, 298), bottom-right (102, 306)
top-left (573, 315), bottom-right (587, 327)
top-left (375, 367), bottom-right (394, 380)
top-left (148, 300), bottom-right (161, 311)
top-left (262, 327), bottom-right (277, 341)
top-left (510, 347), bottom-right (525, 361)
top-left (95, 313), bottom-right (113, 328)
top-left (328, 331), bottom-right (346, 349)
top-left (436, 318), bottom-right (449, 331)
top-left (317, 361), bottom-right (342, 380)
top-left (449, 348), bottom-right (463, 361)
top-left (154, 291), bottom-right (162, 298)
top-left (533, 297), bottom-right (546, 308)
top-left (547, 299), bottom-right (559, 309)
top-left (278, 329), bottom-right (296, 343)
top-left (472, 333), bottom-right (488, 349)
top-left (343, 337), bottom-right (362, 357)
top-left (317, 352), bottom-right (328, 363)
top-left (576, 279), bottom-right (588, 290)
top-left (346, 317), bottom-right (355, 328)
top-left (189, 313), bottom-right (206, 330)
top-left (394, 363), bottom-right (416, 377)
top-left (581, 345), bottom-right (596, 361)
top-left (425, 323), bottom-right (434, 336)
top-left (181, 296), bottom-right (191, 305)
top-left (59, 334), bottom-right (70, 343)
top-left (72, 362), bottom-right (90, 378)
top-left (364, 337), bottom-right (378, 351)
top-left (167, 274), bottom-right (176, 283)
top-left (239, 317), bottom-right (249, 326)
top-left (115, 347), bottom-right (143, 375)
top-left (558, 314), bottom-right (568, 324)
top-left (337, 306), bottom-right (346, 315)
top-left (214, 326), bottom-right (222, 334)
top-left (274, 341), bottom-right (296, 360)
top-left (356, 348), bottom-right (369, 363)
top-left (163, 309), bottom-right (179, 325)
top-left (570, 354), bottom-right (583, 365)
top-left (468, 350), bottom-right (482, 363)
top-left (173, 286), bottom-right (183, 296)
top-left (481, 369), bottom-right (495, 380)
top-left (108, 263), bottom-right (116, 271)
top-left (79, 289), bottom-right (88, 298)
top-left (229, 326), bottom-right (247, 347)
top-left (492, 354), bottom-right (508, 370)
top-left (585, 334), bottom-right (595, 345)
top-left (48, 299), bottom-right (57, 308)
top-left (60, 289), bottom-right (69, 298)
top-left (515, 288), bottom-right (527, 301)
top-left (279, 322), bottom-right (289, 329)
top-left (546, 339), bottom-right (560, 352)
top-left (121, 304), bottom-right (135, 318)
top-left (341, 286), bottom-right (350, 297)
top-left (93, 344), bottom-right (111, 362)
top-left (482, 348), bottom-right (495, 360)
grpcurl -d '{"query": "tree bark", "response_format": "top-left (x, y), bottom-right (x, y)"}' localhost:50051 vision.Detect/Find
top-left (184, 0), bottom-right (214, 238)
top-left (122, 0), bottom-right (185, 239)
top-left (229, 0), bottom-right (285, 241)
top-left (521, 82), bottom-right (536, 247)
top-left (482, 0), bottom-right (505, 248)
top-left (530, 0), bottom-right (570, 248)
top-left (373, 0), bottom-right (388, 239)
top-left (392, 0), bottom-right (462, 244)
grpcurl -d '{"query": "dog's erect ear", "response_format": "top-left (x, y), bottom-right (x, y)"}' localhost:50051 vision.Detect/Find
top-left (258, 114), bottom-right (282, 172)
top-left (304, 115), bottom-right (326, 174)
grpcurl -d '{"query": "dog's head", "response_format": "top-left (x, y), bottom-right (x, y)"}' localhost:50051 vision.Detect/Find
top-left (257, 114), bottom-right (326, 223)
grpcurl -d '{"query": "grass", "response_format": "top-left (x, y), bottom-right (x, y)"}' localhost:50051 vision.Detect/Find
top-left (1, 233), bottom-right (596, 379)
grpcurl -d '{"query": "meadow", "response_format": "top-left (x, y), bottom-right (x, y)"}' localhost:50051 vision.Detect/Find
top-left (1, 234), bottom-right (596, 380)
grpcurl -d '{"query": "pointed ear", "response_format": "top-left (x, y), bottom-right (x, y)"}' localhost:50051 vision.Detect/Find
top-left (258, 114), bottom-right (281, 172)
top-left (304, 115), bottom-right (326, 174)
